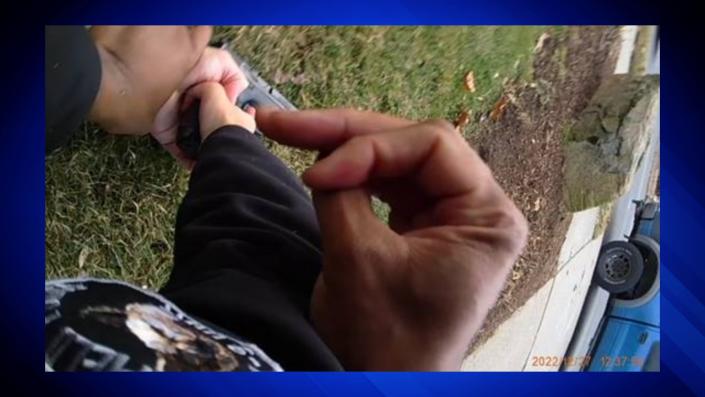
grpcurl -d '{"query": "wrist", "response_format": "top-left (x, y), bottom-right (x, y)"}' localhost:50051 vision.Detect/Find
top-left (360, 345), bottom-right (462, 371)
top-left (88, 45), bottom-right (119, 129)
top-left (337, 328), bottom-right (463, 370)
top-left (202, 117), bottom-right (255, 141)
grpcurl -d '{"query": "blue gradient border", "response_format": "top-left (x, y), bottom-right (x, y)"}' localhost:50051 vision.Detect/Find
top-left (4, 0), bottom-right (697, 395)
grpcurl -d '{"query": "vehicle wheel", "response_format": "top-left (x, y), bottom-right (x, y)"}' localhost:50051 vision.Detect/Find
top-left (594, 241), bottom-right (645, 294)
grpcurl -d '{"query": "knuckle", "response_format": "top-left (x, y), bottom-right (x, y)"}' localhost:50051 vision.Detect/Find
top-left (349, 244), bottom-right (384, 267)
top-left (424, 118), bottom-right (456, 134)
top-left (333, 107), bottom-right (364, 118)
top-left (421, 119), bottom-right (464, 148)
top-left (328, 237), bottom-right (397, 274)
top-left (496, 201), bottom-right (529, 255)
top-left (348, 134), bottom-right (376, 151)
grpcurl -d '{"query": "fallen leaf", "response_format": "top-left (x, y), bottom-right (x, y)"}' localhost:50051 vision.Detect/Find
top-left (534, 32), bottom-right (550, 53)
top-left (78, 247), bottom-right (90, 269)
top-left (273, 70), bottom-right (308, 85)
top-left (290, 73), bottom-right (308, 85)
top-left (512, 269), bottom-right (523, 281)
top-left (454, 110), bottom-right (472, 131)
top-left (490, 96), bottom-right (509, 122)
top-left (463, 71), bottom-right (476, 93)
top-left (273, 70), bottom-right (287, 84)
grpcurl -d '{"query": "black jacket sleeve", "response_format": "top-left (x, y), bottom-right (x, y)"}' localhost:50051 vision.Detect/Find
top-left (161, 127), bottom-right (343, 371)
top-left (45, 26), bottom-right (101, 153)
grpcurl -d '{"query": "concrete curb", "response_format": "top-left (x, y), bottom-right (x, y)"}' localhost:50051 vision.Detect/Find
top-left (462, 26), bottom-right (643, 371)
top-left (462, 208), bottom-right (603, 371)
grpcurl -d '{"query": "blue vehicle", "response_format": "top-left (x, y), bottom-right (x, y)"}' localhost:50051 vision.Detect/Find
top-left (587, 199), bottom-right (660, 371)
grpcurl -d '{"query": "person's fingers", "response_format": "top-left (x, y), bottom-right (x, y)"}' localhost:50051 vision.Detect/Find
top-left (161, 141), bottom-right (196, 170)
top-left (150, 92), bottom-right (198, 170)
top-left (186, 82), bottom-right (256, 135)
top-left (185, 81), bottom-right (230, 108)
top-left (179, 47), bottom-right (219, 93)
top-left (256, 108), bottom-right (414, 150)
top-left (185, 82), bottom-right (231, 136)
top-left (312, 188), bottom-right (396, 268)
top-left (178, 47), bottom-right (249, 104)
top-left (368, 181), bottom-right (432, 233)
top-left (221, 61), bottom-right (249, 103)
top-left (180, 91), bottom-right (197, 112)
top-left (229, 104), bottom-right (256, 133)
top-left (303, 120), bottom-right (494, 199)
top-left (152, 92), bottom-right (180, 138)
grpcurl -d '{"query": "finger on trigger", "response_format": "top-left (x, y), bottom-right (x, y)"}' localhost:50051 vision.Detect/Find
top-left (244, 105), bottom-right (256, 117)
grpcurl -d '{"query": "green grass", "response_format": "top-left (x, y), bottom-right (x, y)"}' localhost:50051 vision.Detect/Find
top-left (46, 124), bottom-right (188, 287)
top-left (46, 26), bottom-right (547, 289)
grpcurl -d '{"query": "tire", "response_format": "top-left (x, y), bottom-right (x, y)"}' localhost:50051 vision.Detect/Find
top-left (594, 241), bottom-right (645, 294)
top-left (614, 235), bottom-right (660, 303)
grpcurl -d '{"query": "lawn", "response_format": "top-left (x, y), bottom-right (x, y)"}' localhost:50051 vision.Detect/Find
top-left (45, 26), bottom-right (547, 289)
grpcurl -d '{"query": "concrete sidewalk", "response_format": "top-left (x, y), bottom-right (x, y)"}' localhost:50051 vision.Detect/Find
top-left (461, 25), bottom-right (648, 372)
top-left (462, 208), bottom-right (603, 371)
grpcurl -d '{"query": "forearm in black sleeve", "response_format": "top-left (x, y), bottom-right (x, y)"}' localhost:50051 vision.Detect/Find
top-left (161, 126), bottom-right (341, 370)
top-left (45, 26), bottom-right (101, 153)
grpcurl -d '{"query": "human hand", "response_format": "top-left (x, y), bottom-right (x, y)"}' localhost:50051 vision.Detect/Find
top-left (152, 47), bottom-right (250, 167)
top-left (257, 108), bottom-right (528, 370)
top-left (184, 82), bottom-right (255, 143)
top-left (88, 26), bottom-right (212, 135)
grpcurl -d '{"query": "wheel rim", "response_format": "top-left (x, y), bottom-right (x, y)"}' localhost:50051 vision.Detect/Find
top-left (603, 251), bottom-right (631, 284)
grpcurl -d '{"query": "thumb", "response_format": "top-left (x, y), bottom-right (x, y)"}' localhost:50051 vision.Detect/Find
top-left (313, 188), bottom-right (392, 263)
top-left (184, 81), bottom-right (230, 107)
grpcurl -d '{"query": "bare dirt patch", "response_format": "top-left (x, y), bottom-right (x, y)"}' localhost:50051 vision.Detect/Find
top-left (467, 26), bottom-right (620, 351)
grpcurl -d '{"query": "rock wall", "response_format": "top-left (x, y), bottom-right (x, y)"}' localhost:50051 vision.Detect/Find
top-left (564, 74), bottom-right (659, 211)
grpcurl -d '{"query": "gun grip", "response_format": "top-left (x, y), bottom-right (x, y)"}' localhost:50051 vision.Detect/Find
top-left (176, 100), bottom-right (202, 160)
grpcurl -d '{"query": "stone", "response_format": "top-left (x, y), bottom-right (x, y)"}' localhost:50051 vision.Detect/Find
top-left (564, 74), bottom-right (659, 211)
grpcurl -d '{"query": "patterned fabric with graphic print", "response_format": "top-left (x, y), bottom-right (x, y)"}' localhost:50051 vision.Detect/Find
top-left (45, 278), bottom-right (282, 371)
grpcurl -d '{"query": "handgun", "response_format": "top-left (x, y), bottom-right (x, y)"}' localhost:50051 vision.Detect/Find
top-left (177, 45), bottom-right (297, 159)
